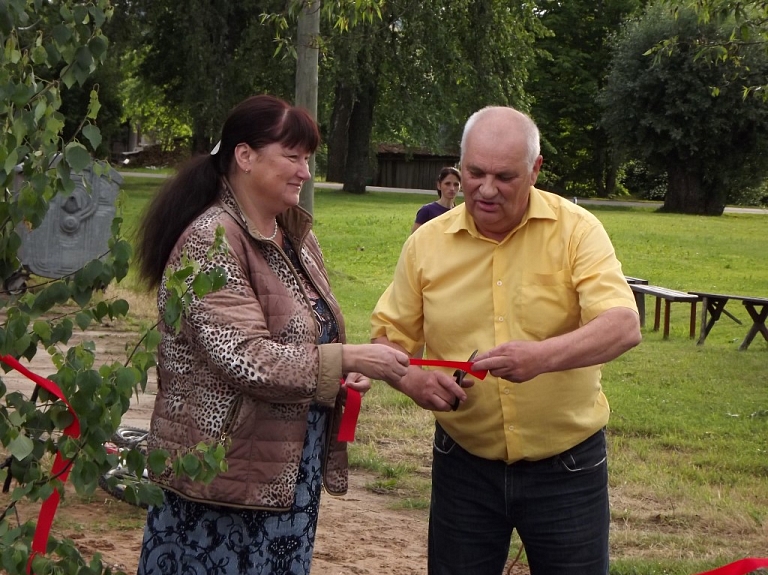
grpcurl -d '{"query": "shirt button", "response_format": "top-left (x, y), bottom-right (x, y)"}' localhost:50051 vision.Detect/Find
top-left (504, 388), bottom-right (511, 395)
top-left (508, 425), bottom-right (514, 431)
top-left (496, 280), bottom-right (503, 286)
top-left (498, 316), bottom-right (504, 322)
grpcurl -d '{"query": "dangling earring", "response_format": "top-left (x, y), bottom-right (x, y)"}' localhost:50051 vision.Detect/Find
top-left (245, 168), bottom-right (251, 174)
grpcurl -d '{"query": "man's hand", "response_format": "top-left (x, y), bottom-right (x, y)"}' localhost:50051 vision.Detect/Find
top-left (397, 366), bottom-right (474, 412)
top-left (472, 308), bottom-right (642, 383)
top-left (472, 341), bottom-right (547, 384)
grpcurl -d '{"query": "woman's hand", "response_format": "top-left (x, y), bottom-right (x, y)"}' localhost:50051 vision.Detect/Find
top-left (342, 372), bottom-right (371, 397)
top-left (342, 344), bottom-right (410, 385)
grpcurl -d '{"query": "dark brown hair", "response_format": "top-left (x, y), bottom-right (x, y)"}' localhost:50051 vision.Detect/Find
top-left (136, 95), bottom-right (320, 289)
top-left (436, 166), bottom-right (461, 198)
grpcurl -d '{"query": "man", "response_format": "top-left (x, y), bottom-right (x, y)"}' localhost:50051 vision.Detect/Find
top-left (371, 106), bottom-right (641, 575)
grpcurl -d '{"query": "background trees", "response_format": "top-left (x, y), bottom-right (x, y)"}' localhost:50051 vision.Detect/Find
top-left (114, 0), bottom-right (296, 153)
top-left (323, 0), bottom-right (543, 192)
top-left (527, 0), bottom-right (644, 198)
top-left (100, 0), bottom-right (768, 209)
top-left (601, 4), bottom-right (768, 215)
top-left (23, 0), bottom-right (768, 210)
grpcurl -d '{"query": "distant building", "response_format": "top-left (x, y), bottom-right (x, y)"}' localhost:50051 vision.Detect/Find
top-left (374, 144), bottom-right (459, 190)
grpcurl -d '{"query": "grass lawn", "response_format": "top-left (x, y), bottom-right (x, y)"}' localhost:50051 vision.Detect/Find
top-left (120, 178), bottom-right (768, 574)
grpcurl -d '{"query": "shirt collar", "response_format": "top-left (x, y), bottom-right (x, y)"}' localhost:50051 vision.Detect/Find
top-left (444, 187), bottom-right (558, 240)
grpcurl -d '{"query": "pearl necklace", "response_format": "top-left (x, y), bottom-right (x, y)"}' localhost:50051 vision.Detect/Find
top-left (260, 219), bottom-right (279, 241)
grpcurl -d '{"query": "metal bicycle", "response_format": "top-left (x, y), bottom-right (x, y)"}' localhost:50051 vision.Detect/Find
top-left (98, 426), bottom-right (150, 509)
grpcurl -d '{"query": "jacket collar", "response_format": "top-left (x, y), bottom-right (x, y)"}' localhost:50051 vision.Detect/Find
top-left (217, 177), bottom-right (314, 245)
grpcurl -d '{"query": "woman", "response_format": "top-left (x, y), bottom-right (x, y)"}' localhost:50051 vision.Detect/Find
top-left (410, 166), bottom-right (461, 233)
top-left (134, 95), bottom-right (409, 575)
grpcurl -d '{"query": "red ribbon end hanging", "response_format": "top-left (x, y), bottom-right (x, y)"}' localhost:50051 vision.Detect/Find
top-left (0, 355), bottom-right (80, 574)
top-left (693, 558), bottom-right (768, 575)
top-left (337, 378), bottom-right (361, 442)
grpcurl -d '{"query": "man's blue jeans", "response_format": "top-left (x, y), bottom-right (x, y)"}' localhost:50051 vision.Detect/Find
top-left (428, 424), bottom-right (609, 575)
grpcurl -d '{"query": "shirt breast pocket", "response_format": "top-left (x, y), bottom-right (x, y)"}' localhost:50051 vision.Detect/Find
top-left (518, 270), bottom-right (580, 340)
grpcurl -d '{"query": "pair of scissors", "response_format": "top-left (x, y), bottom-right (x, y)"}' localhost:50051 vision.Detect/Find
top-left (451, 349), bottom-right (478, 411)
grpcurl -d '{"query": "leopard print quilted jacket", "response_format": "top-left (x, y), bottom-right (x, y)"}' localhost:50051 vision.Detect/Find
top-left (146, 182), bottom-right (349, 510)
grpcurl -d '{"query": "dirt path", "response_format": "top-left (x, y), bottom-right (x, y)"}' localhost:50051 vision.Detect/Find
top-left (0, 328), bottom-right (528, 574)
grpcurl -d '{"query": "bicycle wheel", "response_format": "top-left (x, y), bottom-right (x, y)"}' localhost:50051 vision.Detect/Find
top-left (110, 426), bottom-right (149, 452)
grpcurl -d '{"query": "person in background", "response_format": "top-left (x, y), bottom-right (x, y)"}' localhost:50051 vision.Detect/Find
top-left (134, 94), bottom-right (409, 575)
top-left (411, 166), bottom-right (461, 233)
top-left (372, 105), bottom-right (641, 575)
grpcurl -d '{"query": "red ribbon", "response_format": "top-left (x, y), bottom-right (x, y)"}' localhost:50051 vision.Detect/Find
top-left (0, 355), bottom-right (81, 573)
top-left (410, 358), bottom-right (488, 380)
top-left (337, 378), bottom-right (361, 442)
top-left (694, 558), bottom-right (768, 575)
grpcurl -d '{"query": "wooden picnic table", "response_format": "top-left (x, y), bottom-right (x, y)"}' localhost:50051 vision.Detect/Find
top-left (629, 284), bottom-right (699, 339)
top-left (625, 276), bottom-right (649, 327)
top-left (689, 291), bottom-right (768, 350)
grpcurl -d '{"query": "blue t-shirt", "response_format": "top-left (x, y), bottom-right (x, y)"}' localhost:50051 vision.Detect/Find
top-left (415, 202), bottom-right (451, 225)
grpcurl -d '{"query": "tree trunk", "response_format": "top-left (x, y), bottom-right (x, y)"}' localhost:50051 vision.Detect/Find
top-left (601, 145), bottom-right (618, 198)
top-left (326, 82), bottom-right (354, 183)
top-left (342, 78), bottom-right (377, 194)
top-left (595, 137), bottom-right (611, 197)
top-left (295, 0), bottom-right (320, 214)
top-left (603, 163), bottom-right (617, 198)
top-left (665, 164), bottom-right (724, 215)
top-left (191, 118), bottom-right (210, 154)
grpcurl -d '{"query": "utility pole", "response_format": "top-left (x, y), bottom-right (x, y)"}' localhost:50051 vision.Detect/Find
top-left (295, 0), bottom-right (320, 214)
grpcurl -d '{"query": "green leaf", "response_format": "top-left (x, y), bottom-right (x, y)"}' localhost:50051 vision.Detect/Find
top-left (32, 320), bottom-right (52, 341)
top-left (82, 124), bottom-right (101, 150)
top-left (138, 482), bottom-right (165, 507)
top-left (64, 142), bottom-right (91, 173)
top-left (44, 42), bottom-right (61, 66)
top-left (210, 266), bottom-right (227, 291)
top-left (52, 24), bottom-right (72, 46)
top-left (79, 259), bottom-right (104, 287)
top-left (147, 449), bottom-right (170, 475)
top-left (146, 328), bottom-right (162, 349)
top-left (76, 460), bottom-right (100, 491)
top-left (111, 238), bottom-right (132, 263)
top-left (191, 271), bottom-right (213, 297)
top-left (86, 87), bottom-right (101, 119)
top-left (110, 299), bottom-right (129, 317)
top-left (31, 45), bottom-right (47, 65)
top-left (88, 35), bottom-right (108, 60)
top-left (9, 434), bottom-right (34, 461)
top-left (32, 281), bottom-right (71, 313)
top-left (75, 311), bottom-right (91, 331)
top-left (75, 369), bottom-right (102, 396)
top-left (71, 285), bottom-right (93, 308)
top-left (163, 297), bottom-right (182, 330)
top-left (90, 5), bottom-right (108, 28)
top-left (73, 5), bottom-right (89, 25)
top-left (125, 448), bottom-right (145, 475)
top-left (52, 409), bottom-right (74, 431)
top-left (115, 366), bottom-right (138, 395)
top-left (180, 453), bottom-right (201, 477)
top-left (73, 61), bottom-right (91, 85)
top-left (8, 411), bottom-right (25, 427)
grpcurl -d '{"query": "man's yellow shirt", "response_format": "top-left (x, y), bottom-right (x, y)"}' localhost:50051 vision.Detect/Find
top-left (371, 187), bottom-right (638, 463)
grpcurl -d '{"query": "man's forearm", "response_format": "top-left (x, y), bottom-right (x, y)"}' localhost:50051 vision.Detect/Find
top-left (539, 307), bottom-right (641, 373)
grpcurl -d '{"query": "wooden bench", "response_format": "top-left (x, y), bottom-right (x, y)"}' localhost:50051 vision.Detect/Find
top-left (689, 291), bottom-right (768, 350)
top-left (625, 276), bottom-right (649, 327)
top-left (629, 284), bottom-right (699, 339)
